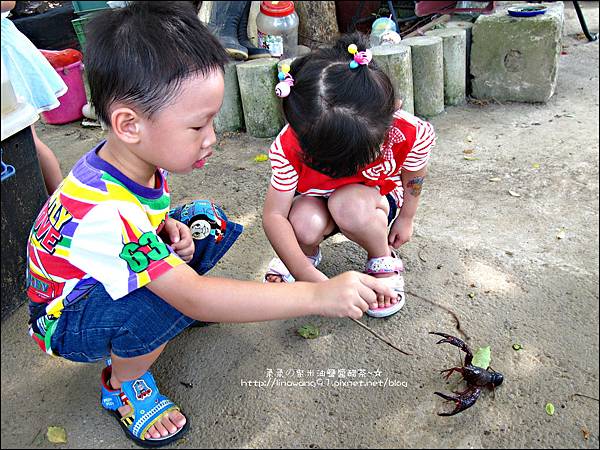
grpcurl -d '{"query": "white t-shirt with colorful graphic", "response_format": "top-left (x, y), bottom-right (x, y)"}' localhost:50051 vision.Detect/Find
top-left (26, 142), bottom-right (184, 355)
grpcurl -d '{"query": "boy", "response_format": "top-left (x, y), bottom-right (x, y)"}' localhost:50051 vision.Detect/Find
top-left (25, 2), bottom-right (396, 447)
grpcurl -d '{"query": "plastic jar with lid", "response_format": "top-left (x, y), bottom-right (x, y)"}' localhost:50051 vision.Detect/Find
top-left (256, 1), bottom-right (299, 59)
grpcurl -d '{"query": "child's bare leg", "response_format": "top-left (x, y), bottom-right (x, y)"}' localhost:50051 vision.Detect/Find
top-left (31, 125), bottom-right (63, 194)
top-left (110, 344), bottom-right (186, 440)
top-left (289, 196), bottom-right (335, 256)
top-left (265, 196), bottom-right (335, 283)
top-left (328, 184), bottom-right (395, 308)
top-left (328, 184), bottom-right (391, 259)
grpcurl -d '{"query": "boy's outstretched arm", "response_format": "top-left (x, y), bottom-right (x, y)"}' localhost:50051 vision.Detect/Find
top-left (147, 264), bottom-right (397, 322)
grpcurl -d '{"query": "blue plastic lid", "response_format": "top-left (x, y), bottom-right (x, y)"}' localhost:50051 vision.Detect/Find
top-left (507, 6), bottom-right (548, 17)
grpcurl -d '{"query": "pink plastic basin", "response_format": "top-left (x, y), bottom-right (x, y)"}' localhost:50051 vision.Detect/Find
top-left (41, 61), bottom-right (86, 125)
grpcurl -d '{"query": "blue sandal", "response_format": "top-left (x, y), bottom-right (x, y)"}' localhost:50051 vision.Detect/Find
top-left (101, 365), bottom-right (189, 448)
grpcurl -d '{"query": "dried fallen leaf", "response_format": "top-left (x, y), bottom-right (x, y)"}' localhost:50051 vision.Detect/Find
top-left (556, 228), bottom-right (566, 240)
top-left (488, 177), bottom-right (502, 182)
top-left (254, 154), bottom-right (268, 162)
top-left (508, 190), bottom-right (521, 198)
top-left (581, 427), bottom-right (590, 440)
top-left (297, 324), bottom-right (320, 339)
top-left (545, 402), bottom-right (555, 416)
top-left (47, 426), bottom-right (67, 444)
top-left (463, 149), bottom-right (475, 154)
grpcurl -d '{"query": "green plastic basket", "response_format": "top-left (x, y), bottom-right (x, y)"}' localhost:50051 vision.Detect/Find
top-left (71, 14), bottom-right (93, 51)
top-left (72, 1), bottom-right (109, 15)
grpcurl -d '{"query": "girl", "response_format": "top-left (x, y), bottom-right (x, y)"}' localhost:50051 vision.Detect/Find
top-left (263, 32), bottom-right (435, 318)
top-left (1, 0), bottom-right (66, 193)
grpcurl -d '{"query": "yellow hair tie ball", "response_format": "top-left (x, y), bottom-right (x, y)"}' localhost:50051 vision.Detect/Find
top-left (348, 44), bottom-right (358, 55)
top-left (281, 64), bottom-right (291, 74)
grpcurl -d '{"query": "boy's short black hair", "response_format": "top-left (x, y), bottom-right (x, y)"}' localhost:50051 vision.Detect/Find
top-left (85, 1), bottom-right (229, 126)
top-left (283, 32), bottom-right (396, 179)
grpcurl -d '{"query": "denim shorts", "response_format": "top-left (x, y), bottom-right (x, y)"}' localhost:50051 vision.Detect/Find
top-left (49, 200), bottom-right (243, 363)
top-left (50, 283), bottom-right (196, 362)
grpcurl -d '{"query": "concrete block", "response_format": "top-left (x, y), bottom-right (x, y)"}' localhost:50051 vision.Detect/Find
top-left (425, 28), bottom-right (467, 106)
top-left (214, 62), bottom-right (244, 133)
top-left (372, 44), bottom-right (414, 114)
top-left (470, 2), bottom-right (564, 102)
top-left (236, 58), bottom-right (284, 138)
top-left (401, 36), bottom-right (445, 117)
top-left (446, 20), bottom-right (474, 93)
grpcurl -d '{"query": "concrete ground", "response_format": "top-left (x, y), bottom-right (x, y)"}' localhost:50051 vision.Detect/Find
top-left (1, 2), bottom-right (598, 449)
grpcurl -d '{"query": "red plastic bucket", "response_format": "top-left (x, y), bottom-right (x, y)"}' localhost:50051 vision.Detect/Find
top-left (41, 61), bottom-right (86, 124)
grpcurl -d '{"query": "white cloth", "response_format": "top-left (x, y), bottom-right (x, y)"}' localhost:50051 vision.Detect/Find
top-left (1, 16), bottom-right (67, 113)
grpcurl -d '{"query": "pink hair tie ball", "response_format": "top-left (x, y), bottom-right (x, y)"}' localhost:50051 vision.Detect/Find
top-left (275, 63), bottom-right (294, 98)
top-left (348, 44), bottom-right (372, 69)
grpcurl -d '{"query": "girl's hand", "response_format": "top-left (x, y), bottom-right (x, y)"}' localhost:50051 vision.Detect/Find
top-left (163, 217), bottom-right (195, 262)
top-left (388, 216), bottom-right (414, 249)
top-left (313, 271), bottom-right (398, 319)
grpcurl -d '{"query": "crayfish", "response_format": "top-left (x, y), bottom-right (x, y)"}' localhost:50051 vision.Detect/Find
top-left (430, 332), bottom-right (504, 416)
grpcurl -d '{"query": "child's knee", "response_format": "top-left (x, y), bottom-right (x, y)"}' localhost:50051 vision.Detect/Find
top-left (291, 216), bottom-right (327, 246)
top-left (329, 190), bottom-right (371, 229)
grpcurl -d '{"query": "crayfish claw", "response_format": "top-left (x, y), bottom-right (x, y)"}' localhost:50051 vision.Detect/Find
top-left (429, 331), bottom-right (453, 339)
top-left (434, 391), bottom-right (457, 401)
top-left (430, 331), bottom-right (473, 365)
top-left (434, 386), bottom-right (481, 417)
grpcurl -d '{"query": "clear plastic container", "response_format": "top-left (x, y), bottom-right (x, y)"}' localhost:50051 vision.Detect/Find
top-left (256, 1), bottom-right (299, 59)
top-left (370, 17), bottom-right (401, 47)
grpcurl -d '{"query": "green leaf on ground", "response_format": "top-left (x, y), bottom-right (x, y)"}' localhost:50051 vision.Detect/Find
top-left (47, 426), bottom-right (67, 444)
top-left (297, 324), bottom-right (320, 339)
top-left (464, 156), bottom-right (479, 161)
top-left (545, 402), bottom-right (555, 415)
top-left (472, 346), bottom-right (491, 369)
top-left (512, 343), bottom-right (523, 351)
top-left (254, 154), bottom-right (268, 162)
top-left (468, 292), bottom-right (476, 299)
top-left (556, 227), bottom-right (566, 240)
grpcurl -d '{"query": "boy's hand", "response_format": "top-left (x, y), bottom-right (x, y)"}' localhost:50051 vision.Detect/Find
top-left (314, 272), bottom-right (398, 319)
top-left (163, 217), bottom-right (195, 262)
top-left (388, 216), bottom-right (414, 249)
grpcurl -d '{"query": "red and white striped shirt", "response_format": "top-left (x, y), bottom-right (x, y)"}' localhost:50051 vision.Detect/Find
top-left (269, 110), bottom-right (435, 206)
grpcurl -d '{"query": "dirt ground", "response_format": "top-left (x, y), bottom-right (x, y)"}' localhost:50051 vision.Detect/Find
top-left (1, 3), bottom-right (598, 449)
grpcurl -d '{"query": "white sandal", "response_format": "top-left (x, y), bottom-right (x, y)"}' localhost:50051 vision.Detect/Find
top-left (365, 254), bottom-right (406, 318)
top-left (264, 249), bottom-right (322, 283)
